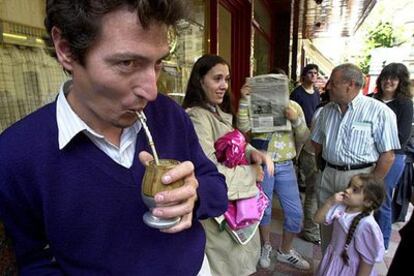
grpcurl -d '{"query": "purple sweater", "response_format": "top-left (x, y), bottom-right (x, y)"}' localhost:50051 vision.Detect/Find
top-left (0, 94), bottom-right (227, 275)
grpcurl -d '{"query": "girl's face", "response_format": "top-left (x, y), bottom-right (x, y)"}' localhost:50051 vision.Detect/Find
top-left (381, 76), bottom-right (399, 97)
top-left (343, 177), bottom-right (367, 212)
top-left (200, 63), bottom-right (230, 106)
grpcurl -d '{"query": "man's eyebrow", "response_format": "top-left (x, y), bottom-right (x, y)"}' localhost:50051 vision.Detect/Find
top-left (105, 52), bottom-right (170, 62)
top-left (105, 53), bottom-right (144, 61)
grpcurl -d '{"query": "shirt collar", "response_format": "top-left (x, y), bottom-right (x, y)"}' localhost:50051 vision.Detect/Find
top-left (349, 92), bottom-right (363, 110)
top-left (56, 80), bottom-right (141, 150)
top-left (216, 105), bottom-right (233, 126)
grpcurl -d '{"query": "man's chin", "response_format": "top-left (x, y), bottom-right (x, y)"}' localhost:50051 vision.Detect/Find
top-left (116, 114), bottom-right (139, 128)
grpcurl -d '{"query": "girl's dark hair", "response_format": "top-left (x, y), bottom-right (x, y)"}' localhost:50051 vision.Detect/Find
top-left (341, 174), bottom-right (385, 265)
top-left (44, 0), bottom-right (187, 66)
top-left (182, 54), bottom-right (234, 115)
top-left (375, 63), bottom-right (412, 99)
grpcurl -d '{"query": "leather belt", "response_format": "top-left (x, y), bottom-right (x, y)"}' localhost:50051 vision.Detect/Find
top-left (326, 162), bottom-right (374, 171)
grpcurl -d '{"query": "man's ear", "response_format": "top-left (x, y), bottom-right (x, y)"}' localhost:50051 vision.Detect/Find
top-left (51, 26), bottom-right (74, 72)
top-left (346, 80), bottom-right (357, 95)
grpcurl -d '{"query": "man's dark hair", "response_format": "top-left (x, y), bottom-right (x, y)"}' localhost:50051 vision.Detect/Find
top-left (182, 54), bottom-right (233, 115)
top-left (44, 0), bottom-right (187, 65)
top-left (376, 63), bottom-right (412, 99)
top-left (301, 63), bottom-right (319, 77)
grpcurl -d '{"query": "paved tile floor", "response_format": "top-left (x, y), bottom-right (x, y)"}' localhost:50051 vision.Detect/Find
top-left (252, 196), bottom-right (412, 276)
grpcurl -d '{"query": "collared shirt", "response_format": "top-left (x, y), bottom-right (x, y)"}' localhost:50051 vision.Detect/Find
top-left (56, 80), bottom-right (141, 168)
top-left (311, 93), bottom-right (400, 165)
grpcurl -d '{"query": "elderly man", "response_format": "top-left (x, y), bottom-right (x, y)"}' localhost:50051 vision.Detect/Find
top-left (311, 63), bottom-right (400, 252)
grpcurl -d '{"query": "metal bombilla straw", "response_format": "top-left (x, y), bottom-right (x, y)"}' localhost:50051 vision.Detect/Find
top-left (136, 111), bottom-right (160, 165)
top-left (137, 111), bottom-right (181, 229)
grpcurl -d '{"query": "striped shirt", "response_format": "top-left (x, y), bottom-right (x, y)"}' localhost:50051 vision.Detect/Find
top-left (56, 81), bottom-right (141, 168)
top-left (311, 93), bottom-right (400, 165)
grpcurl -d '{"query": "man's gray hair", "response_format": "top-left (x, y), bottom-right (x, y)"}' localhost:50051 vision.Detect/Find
top-left (333, 63), bottom-right (365, 88)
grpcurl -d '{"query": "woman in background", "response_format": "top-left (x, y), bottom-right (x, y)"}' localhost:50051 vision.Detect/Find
top-left (182, 54), bottom-right (272, 276)
top-left (373, 63), bottom-right (413, 250)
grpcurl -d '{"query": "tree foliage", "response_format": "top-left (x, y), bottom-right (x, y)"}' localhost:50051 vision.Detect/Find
top-left (358, 22), bottom-right (398, 74)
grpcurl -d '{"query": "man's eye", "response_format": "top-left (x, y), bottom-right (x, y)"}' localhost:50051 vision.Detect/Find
top-left (120, 60), bottom-right (134, 67)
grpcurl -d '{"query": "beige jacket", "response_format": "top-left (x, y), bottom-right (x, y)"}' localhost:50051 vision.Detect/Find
top-left (186, 106), bottom-right (259, 200)
top-left (187, 106), bottom-right (260, 276)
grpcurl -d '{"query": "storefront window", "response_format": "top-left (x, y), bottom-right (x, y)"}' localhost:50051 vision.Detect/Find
top-left (157, 0), bottom-right (206, 104)
top-left (0, 19), bottom-right (68, 132)
top-left (252, 0), bottom-right (271, 76)
top-left (254, 32), bottom-right (270, 75)
top-left (254, 0), bottom-right (271, 35)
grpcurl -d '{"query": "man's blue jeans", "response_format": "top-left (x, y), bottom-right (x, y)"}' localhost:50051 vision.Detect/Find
top-left (375, 153), bottom-right (406, 249)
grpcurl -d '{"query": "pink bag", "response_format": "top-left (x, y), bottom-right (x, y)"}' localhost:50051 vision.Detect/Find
top-left (215, 129), bottom-right (269, 230)
top-left (224, 185), bottom-right (268, 230)
top-left (214, 129), bottom-right (248, 168)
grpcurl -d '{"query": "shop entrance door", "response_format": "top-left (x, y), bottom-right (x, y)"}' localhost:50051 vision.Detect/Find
top-left (209, 0), bottom-right (251, 106)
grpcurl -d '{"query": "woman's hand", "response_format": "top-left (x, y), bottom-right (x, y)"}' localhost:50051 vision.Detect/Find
top-left (284, 106), bottom-right (298, 122)
top-left (240, 83), bottom-right (251, 100)
top-left (253, 164), bottom-right (264, 182)
top-left (250, 150), bottom-right (274, 176)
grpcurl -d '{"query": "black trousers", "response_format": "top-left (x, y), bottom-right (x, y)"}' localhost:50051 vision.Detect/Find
top-left (387, 212), bottom-right (414, 275)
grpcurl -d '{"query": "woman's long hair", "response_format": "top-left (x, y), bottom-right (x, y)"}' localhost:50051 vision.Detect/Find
top-left (182, 54), bottom-right (234, 115)
top-left (375, 63), bottom-right (412, 99)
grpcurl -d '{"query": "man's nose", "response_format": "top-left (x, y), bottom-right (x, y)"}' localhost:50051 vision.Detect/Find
top-left (134, 68), bottom-right (158, 101)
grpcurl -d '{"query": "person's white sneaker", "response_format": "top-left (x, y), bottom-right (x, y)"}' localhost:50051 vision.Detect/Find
top-left (259, 243), bottom-right (272, 268)
top-left (276, 248), bottom-right (310, 270)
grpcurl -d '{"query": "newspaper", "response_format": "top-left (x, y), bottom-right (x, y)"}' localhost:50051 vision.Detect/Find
top-left (247, 74), bottom-right (291, 132)
top-left (214, 214), bottom-right (261, 245)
